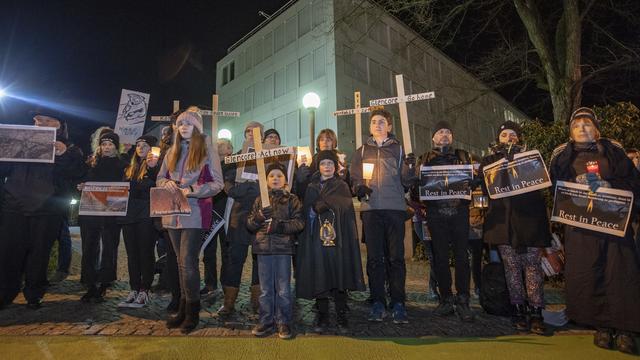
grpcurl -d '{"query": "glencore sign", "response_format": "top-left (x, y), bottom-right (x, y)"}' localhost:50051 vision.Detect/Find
top-left (369, 91), bottom-right (436, 106)
top-left (224, 146), bottom-right (294, 164)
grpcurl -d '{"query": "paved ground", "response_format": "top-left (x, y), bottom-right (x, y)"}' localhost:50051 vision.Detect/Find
top-left (0, 230), bottom-right (576, 338)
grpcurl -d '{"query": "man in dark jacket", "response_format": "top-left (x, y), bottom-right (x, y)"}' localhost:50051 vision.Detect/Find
top-left (351, 109), bottom-right (416, 323)
top-left (419, 121), bottom-right (474, 322)
top-left (0, 111), bottom-right (85, 309)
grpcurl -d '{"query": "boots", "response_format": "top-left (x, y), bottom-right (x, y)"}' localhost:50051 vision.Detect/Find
top-left (180, 301), bottom-right (201, 334)
top-left (166, 291), bottom-right (181, 313)
top-left (512, 304), bottom-right (529, 332)
top-left (250, 285), bottom-right (261, 314)
top-left (166, 299), bottom-right (186, 328)
top-left (313, 298), bottom-right (330, 334)
top-left (217, 286), bottom-right (239, 316)
top-left (455, 294), bottom-right (474, 323)
top-left (529, 306), bottom-right (546, 335)
top-left (434, 295), bottom-right (455, 316)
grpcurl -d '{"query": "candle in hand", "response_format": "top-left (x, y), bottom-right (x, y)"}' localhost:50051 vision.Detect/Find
top-left (363, 163), bottom-right (374, 180)
top-left (151, 147), bottom-right (161, 158)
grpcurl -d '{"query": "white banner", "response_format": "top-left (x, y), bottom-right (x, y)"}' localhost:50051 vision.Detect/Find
top-left (224, 146), bottom-right (295, 164)
top-left (79, 182), bottom-right (130, 216)
top-left (114, 89), bottom-right (150, 144)
top-left (369, 91), bottom-right (435, 106)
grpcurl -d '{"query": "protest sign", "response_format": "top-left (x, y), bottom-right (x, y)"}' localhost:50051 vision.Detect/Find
top-left (150, 187), bottom-right (192, 216)
top-left (419, 164), bottom-right (473, 200)
top-left (550, 181), bottom-right (634, 237)
top-left (0, 124), bottom-right (56, 163)
top-left (200, 209), bottom-right (225, 256)
top-left (114, 89), bottom-right (150, 144)
top-left (483, 150), bottom-right (551, 199)
top-left (79, 182), bottom-right (130, 216)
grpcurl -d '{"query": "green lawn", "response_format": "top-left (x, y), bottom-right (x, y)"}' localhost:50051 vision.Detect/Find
top-left (0, 335), bottom-right (634, 359)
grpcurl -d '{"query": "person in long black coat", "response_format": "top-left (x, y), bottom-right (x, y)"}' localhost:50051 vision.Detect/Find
top-left (550, 107), bottom-right (640, 355)
top-left (296, 150), bottom-right (365, 334)
top-left (479, 121), bottom-right (550, 334)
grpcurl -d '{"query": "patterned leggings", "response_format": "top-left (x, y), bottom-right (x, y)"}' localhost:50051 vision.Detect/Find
top-left (498, 246), bottom-right (545, 308)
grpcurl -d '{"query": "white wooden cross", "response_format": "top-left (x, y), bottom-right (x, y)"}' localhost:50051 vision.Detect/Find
top-left (368, 74), bottom-right (436, 154)
top-left (332, 91), bottom-right (385, 149)
top-left (150, 100), bottom-right (181, 122)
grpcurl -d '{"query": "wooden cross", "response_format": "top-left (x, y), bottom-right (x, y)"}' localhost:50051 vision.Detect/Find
top-left (198, 94), bottom-right (240, 141)
top-left (150, 100), bottom-right (181, 122)
top-left (368, 74), bottom-right (436, 154)
top-left (332, 91), bottom-right (384, 150)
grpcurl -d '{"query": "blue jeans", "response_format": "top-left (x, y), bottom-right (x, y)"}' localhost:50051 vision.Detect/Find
top-left (57, 217), bottom-right (72, 273)
top-left (257, 254), bottom-right (292, 326)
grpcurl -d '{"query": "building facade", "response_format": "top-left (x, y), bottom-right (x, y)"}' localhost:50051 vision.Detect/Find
top-left (216, 0), bottom-right (528, 158)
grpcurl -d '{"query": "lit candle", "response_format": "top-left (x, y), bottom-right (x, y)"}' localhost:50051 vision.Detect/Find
top-left (151, 147), bottom-right (161, 158)
top-left (363, 163), bottom-right (374, 180)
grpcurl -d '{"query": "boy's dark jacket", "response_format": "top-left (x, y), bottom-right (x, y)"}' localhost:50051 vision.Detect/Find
top-left (247, 189), bottom-right (304, 255)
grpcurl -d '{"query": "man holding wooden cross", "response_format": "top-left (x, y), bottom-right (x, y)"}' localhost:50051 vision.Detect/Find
top-left (350, 109), bottom-right (416, 324)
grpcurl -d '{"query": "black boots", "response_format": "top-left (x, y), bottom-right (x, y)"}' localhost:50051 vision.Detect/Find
top-left (594, 328), bottom-right (639, 355)
top-left (166, 291), bottom-right (181, 313)
top-left (166, 299), bottom-right (186, 328)
top-left (512, 304), bottom-right (528, 331)
top-left (313, 298), bottom-right (330, 334)
top-left (615, 332), bottom-right (638, 355)
top-left (434, 296), bottom-right (455, 316)
top-left (455, 295), bottom-right (474, 323)
top-left (180, 301), bottom-right (201, 334)
top-left (529, 306), bottom-right (546, 335)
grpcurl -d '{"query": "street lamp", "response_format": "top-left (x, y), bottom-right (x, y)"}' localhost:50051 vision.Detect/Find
top-left (302, 92), bottom-right (320, 155)
top-left (218, 129), bottom-right (232, 140)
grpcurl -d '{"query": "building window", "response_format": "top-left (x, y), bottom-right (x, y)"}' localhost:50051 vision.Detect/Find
top-left (390, 27), bottom-right (408, 60)
top-left (313, 45), bottom-right (326, 79)
top-left (286, 61), bottom-right (297, 93)
top-left (298, 5), bottom-right (311, 37)
top-left (264, 74), bottom-right (274, 102)
top-left (312, 0), bottom-right (324, 27)
top-left (222, 61), bottom-right (235, 86)
top-left (274, 68), bottom-right (285, 98)
top-left (274, 23), bottom-right (285, 52)
top-left (222, 66), bottom-right (228, 86)
top-left (285, 15), bottom-right (297, 45)
top-left (299, 53), bottom-right (313, 86)
top-left (229, 61), bottom-right (235, 82)
top-left (263, 32), bottom-right (273, 59)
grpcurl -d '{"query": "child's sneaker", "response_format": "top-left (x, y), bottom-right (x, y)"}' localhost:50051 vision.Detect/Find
top-left (130, 290), bottom-right (150, 308)
top-left (252, 323), bottom-right (274, 337)
top-left (118, 290), bottom-right (138, 308)
top-left (277, 324), bottom-right (292, 339)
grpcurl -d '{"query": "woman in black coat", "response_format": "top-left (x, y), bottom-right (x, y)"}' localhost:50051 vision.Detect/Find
top-left (296, 151), bottom-right (365, 334)
top-left (550, 107), bottom-right (640, 355)
top-left (480, 121), bottom-right (550, 334)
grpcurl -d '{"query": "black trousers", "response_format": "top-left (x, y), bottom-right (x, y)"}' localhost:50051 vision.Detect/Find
top-left (79, 218), bottom-right (121, 287)
top-left (220, 240), bottom-right (259, 288)
top-left (427, 208), bottom-right (470, 298)
top-left (362, 210), bottom-right (407, 305)
top-left (0, 212), bottom-right (62, 303)
top-left (317, 289), bottom-right (348, 314)
top-left (202, 228), bottom-right (226, 290)
top-left (468, 238), bottom-right (483, 291)
top-left (162, 228), bottom-right (181, 298)
top-left (122, 219), bottom-right (156, 291)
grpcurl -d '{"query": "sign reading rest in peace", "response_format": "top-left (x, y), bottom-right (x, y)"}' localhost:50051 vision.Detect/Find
top-left (483, 150), bottom-right (551, 199)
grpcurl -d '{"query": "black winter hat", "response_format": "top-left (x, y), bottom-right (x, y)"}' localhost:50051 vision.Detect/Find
top-left (569, 107), bottom-right (600, 130)
top-left (263, 128), bottom-right (281, 143)
top-left (432, 121), bottom-right (452, 137)
top-left (497, 120), bottom-right (522, 140)
top-left (100, 131), bottom-right (120, 149)
top-left (266, 162), bottom-right (288, 181)
top-left (316, 150), bottom-right (339, 171)
top-left (136, 135), bottom-right (158, 147)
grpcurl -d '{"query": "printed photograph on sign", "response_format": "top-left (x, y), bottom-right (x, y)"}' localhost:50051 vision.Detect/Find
top-left (419, 164), bottom-right (473, 200)
top-left (0, 124), bottom-right (56, 163)
top-left (79, 182), bottom-right (130, 216)
top-left (483, 150), bottom-right (551, 199)
top-left (114, 89), bottom-right (150, 144)
top-left (150, 187), bottom-right (192, 216)
top-left (550, 181), bottom-right (634, 237)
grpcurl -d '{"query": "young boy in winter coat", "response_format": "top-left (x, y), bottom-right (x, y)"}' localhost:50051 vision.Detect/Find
top-left (247, 162), bottom-right (304, 339)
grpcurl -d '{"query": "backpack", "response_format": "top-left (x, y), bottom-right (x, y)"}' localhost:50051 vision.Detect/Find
top-left (479, 262), bottom-right (513, 316)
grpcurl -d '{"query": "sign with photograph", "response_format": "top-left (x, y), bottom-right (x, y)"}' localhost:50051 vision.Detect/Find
top-left (79, 182), bottom-right (130, 216)
top-left (550, 181), bottom-right (634, 237)
top-left (150, 187), bottom-right (192, 216)
top-left (483, 150), bottom-right (551, 199)
top-left (114, 89), bottom-right (150, 144)
top-left (419, 164), bottom-right (473, 200)
top-left (0, 124), bottom-right (56, 163)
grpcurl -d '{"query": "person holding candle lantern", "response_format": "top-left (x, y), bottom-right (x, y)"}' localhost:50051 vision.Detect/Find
top-left (351, 109), bottom-right (416, 324)
top-left (550, 107), bottom-right (640, 354)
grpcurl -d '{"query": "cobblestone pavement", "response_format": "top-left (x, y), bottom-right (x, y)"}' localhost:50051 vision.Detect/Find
top-left (0, 233), bottom-right (575, 338)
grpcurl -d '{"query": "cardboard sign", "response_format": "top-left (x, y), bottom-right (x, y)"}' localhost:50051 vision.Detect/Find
top-left (149, 187), bottom-right (192, 216)
top-left (234, 142), bottom-right (295, 190)
top-left (550, 181), bottom-right (634, 237)
top-left (79, 182), bottom-right (130, 216)
top-left (224, 146), bottom-right (295, 164)
top-left (114, 89), bottom-right (150, 144)
top-left (419, 164), bottom-right (473, 200)
top-left (483, 150), bottom-right (551, 199)
top-left (0, 124), bottom-right (56, 163)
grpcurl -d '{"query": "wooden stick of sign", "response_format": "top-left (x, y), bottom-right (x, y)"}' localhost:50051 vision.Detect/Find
top-left (332, 91), bottom-right (384, 149)
top-left (252, 127), bottom-right (270, 208)
top-left (150, 100), bottom-right (181, 121)
top-left (369, 74), bottom-right (436, 154)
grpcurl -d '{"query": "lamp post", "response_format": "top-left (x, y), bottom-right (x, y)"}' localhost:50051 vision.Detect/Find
top-left (302, 92), bottom-right (320, 156)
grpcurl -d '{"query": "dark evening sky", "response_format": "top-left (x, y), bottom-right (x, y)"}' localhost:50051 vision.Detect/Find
top-left (0, 0), bottom-right (288, 150)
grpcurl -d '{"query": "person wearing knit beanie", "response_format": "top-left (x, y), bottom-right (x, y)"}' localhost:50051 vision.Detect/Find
top-left (432, 120), bottom-right (452, 138)
top-left (264, 129), bottom-right (281, 145)
top-left (497, 120), bottom-right (522, 144)
top-left (135, 135), bottom-right (158, 147)
top-left (316, 150), bottom-right (338, 172)
top-left (432, 120), bottom-right (453, 150)
top-left (266, 162), bottom-right (288, 182)
top-left (569, 107), bottom-right (600, 130)
top-left (100, 131), bottom-right (120, 150)
top-left (176, 111), bottom-right (204, 134)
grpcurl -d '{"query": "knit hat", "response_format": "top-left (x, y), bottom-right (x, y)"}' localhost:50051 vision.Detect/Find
top-left (176, 110), bottom-right (203, 134)
top-left (266, 162), bottom-right (288, 181)
top-left (135, 135), bottom-right (158, 147)
top-left (316, 150), bottom-right (338, 171)
top-left (569, 107), bottom-right (600, 130)
top-left (497, 120), bottom-right (522, 140)
top-left (100, 131), bottom-right (120, 149)
top-left (263, 128), bottom-right (281, 143)
top-left (432, 121), bottom-right (452, 137)
top-left (244, 121), bottom-right (264, 139)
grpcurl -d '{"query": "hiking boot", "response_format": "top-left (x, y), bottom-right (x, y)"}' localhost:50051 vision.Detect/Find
top-left (529, 306), bottom-right (546, 335)
top-left (277, 324), bottom-right (293, 339)
top-left (434, 296), bottom-right (455, 316)
top-left (180, 301), bottom-right (200, 334)
top-left (252, 323), bottom-right (274, 337)
top-left (392, 303), bottom-right (409, 324)
top-left (368, 301), bottom-right (386, 322)
top-left (593, 328), bottom-right (614, 350)
top-left (512, 304), bottom-right (529, 331)
top-left (81, 286), bottom-right (97, 303)
top-left (166, 299), bottom-right (186, 328)
top-left (118, 290), bottom-right (138, 308)
top-left (217, 286), bottom-right (239, 316)
top-left (26, 298), bottom-right (43, 310)
top-left (130, 290), bottom-right (150, 308)
top-left (313, 312), bottom-right (330, 334)
top-left (615, 332), bottom-right (638, 355)
top-left (455, 295), bottom-right (474, 322)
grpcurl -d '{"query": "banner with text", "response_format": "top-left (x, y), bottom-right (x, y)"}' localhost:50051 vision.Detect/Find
top-left (79, 182), bottom-right (130, 216)
top-left (419, 164), bottom-right (473, 200)
top-left (550, 181), bottom-right (634, 237)
top-left (483, 150), bottom-right (551, 199)
top-left (224, 146), bottom-right (295, 164)
top-left (149, 187), bottom-right (192, 217)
